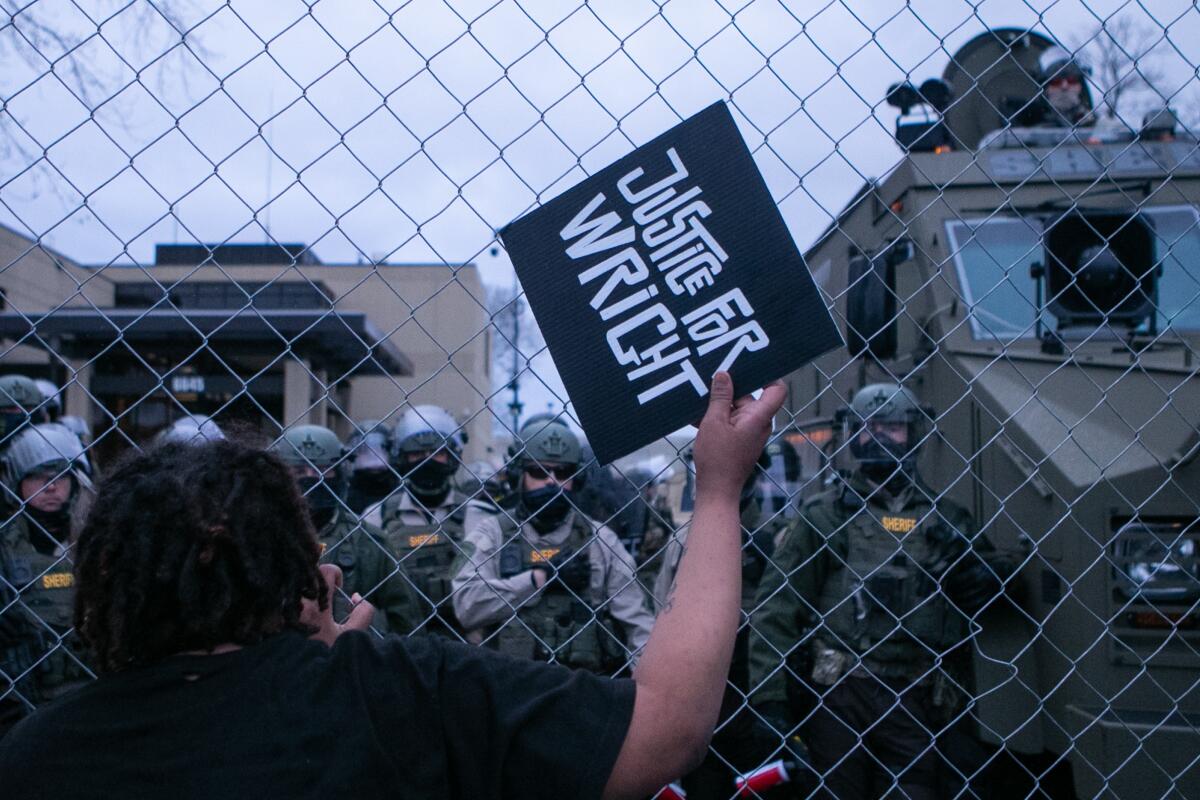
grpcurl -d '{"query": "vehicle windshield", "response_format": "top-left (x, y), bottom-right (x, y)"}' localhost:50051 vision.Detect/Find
top-left (947, 206), bottom-right (1200, 338)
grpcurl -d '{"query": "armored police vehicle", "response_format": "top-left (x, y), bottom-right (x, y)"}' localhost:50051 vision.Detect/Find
top-left (784, 28), bottom-right (1200, 799)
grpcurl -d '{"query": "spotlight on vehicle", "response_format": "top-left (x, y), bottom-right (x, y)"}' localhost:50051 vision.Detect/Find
top-left (1043, 212), bottom-right (1157, 331)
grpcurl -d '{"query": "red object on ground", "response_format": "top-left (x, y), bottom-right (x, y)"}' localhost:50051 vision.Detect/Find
top-left (735, 759), bottom-right (791, 795)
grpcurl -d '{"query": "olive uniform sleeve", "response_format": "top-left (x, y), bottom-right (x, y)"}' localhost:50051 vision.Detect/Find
top-left (748, 508), bottom-right (834, 708)
top-left (450, 514), bottom-right (540, 632)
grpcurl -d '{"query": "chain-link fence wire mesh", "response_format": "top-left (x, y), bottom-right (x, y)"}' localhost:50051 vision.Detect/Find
top-left (2, 0), bottom-right (1200, 796)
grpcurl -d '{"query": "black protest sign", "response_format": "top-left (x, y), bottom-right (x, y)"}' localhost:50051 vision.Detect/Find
top-left (500, 101), bottom-right (842, 464)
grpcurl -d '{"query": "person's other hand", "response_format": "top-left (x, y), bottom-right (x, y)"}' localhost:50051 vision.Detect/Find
top-left (301, 563), bottom-right (376, 647)
top-left (693, 372), bottom-right (787, 501)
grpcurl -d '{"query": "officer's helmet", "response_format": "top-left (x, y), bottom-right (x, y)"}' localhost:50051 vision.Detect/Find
top-left (0, 374), bottom-right (46, 440)
top-left (394, 406), bottom-right (464, 459)
top-left (347, 420), bottom-right (393, 472)
top-left (3, 423), bottom-right (82, 501)
top-left (510, 419), bottom-right (584, 487)
top-left (35, 379), bottom-right (62, 421)
top-left (270, 425), bottom-right (345, 472)
top-left (157, 414), bottom-right (224, 446)
top-left (846, 383), bottom-right (927, 467)
top-left (1037, 46), bottom-right (1089, 85)
top-left (60, 415), bottom-right (92, 445)
top-left (0, 374), bottom-right (43, 412)
top-left (38, 422), bottom-right (91, 477)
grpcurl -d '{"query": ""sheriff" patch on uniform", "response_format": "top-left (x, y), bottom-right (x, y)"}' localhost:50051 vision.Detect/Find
top-left (41, 572), bottom-right (73, 589)
top-left (530, 547), bottom-right (560, 563)
top-left (408, 533), bottom-right (441, 548)
top-left (881, 516), bottom-right (917, 534)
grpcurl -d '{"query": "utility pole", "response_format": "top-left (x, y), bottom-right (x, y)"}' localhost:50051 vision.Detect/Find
top-left (507, 273), bottom-right (523, 433)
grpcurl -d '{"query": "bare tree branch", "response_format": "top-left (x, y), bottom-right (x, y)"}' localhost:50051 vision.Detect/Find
top-left (1074, 14), bottom-right (1168, 122)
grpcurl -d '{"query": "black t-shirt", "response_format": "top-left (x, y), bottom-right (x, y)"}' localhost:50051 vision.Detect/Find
top-left (0, 631), bottom-right (635, 799)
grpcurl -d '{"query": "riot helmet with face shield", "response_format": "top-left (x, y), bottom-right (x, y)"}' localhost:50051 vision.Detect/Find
top-left (845, 383), bottom-right (927, 481)
top-left (269, 425), bottom-right (348, 529)
top-left (156, 414), bottom-right (224, 446)
top-left (3, 423), bottom-right (84, 546)
top-left (345, 420), bottom-right (398, 512)
top-left (1036, 46), bottom-right (1092, 126)
top-left (393, 405), bottom-right (464, 508)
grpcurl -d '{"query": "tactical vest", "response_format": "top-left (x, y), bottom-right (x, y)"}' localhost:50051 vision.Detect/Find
top-left (1, 516), bottom-right (90, 700)
top-left (811, 491), bottom-right (969, 677)
top-left (383, 505), bottom-right (465, 613)
top-left (493, 514), bottom-right (624, 673)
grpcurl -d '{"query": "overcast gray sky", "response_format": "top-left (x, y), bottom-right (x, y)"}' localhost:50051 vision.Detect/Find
top-left (2, 0), bottom-right (1197, 428)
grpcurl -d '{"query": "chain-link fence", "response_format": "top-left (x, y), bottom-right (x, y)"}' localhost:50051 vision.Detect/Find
top-left (2, 0), bottom-right (1200, 797)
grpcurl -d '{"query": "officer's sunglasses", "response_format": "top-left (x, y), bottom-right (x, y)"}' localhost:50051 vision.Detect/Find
top-left (524, 464), bottom-right (576, 481)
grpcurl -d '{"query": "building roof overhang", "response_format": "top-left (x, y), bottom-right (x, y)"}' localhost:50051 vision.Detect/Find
top-left (0, 307), bottom-right (412, 377)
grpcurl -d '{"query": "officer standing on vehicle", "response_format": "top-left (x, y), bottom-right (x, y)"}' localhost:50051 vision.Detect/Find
top-left (451, 419), bottom-right (654, 672)
top-left (269, 425), bottom-right (410, 636)
top-left (749, 384), bottom-right (1016, 800)
top-left (0, 424), bottom-right (94, 733)
top-left (378, 405), bottom-right (471, 638)
top-left (1022, 46), bottom-right (1094, 128)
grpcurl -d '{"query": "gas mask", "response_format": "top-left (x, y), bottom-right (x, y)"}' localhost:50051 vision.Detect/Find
top-left (852, 424), bottom-right (917, 484)
top-left (520, 484), bottom-right (576, 533)
top-left (404, 457), bottom-right (457, 506)
top-left (297, 474), bottom-right (345, 530)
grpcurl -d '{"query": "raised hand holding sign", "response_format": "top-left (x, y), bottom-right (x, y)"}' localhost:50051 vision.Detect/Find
top-left (501, 101), bottom-right (841, 463)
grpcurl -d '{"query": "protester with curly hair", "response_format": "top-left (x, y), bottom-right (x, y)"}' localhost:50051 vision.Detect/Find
top-left (0, 373), bottom-right (785, 800)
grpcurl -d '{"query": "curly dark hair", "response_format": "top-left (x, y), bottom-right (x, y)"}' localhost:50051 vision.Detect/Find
top-left (73, 439), bottom-right (326, 673)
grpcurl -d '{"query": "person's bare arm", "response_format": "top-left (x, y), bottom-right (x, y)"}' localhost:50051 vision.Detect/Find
top-left (603, 372), bottom-right (786, 800)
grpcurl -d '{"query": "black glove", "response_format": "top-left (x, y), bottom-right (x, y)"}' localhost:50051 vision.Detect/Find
top-left (942, 551), bottom-right (1007, 614)
top-left (535, 549), bottom-right (591, 594)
